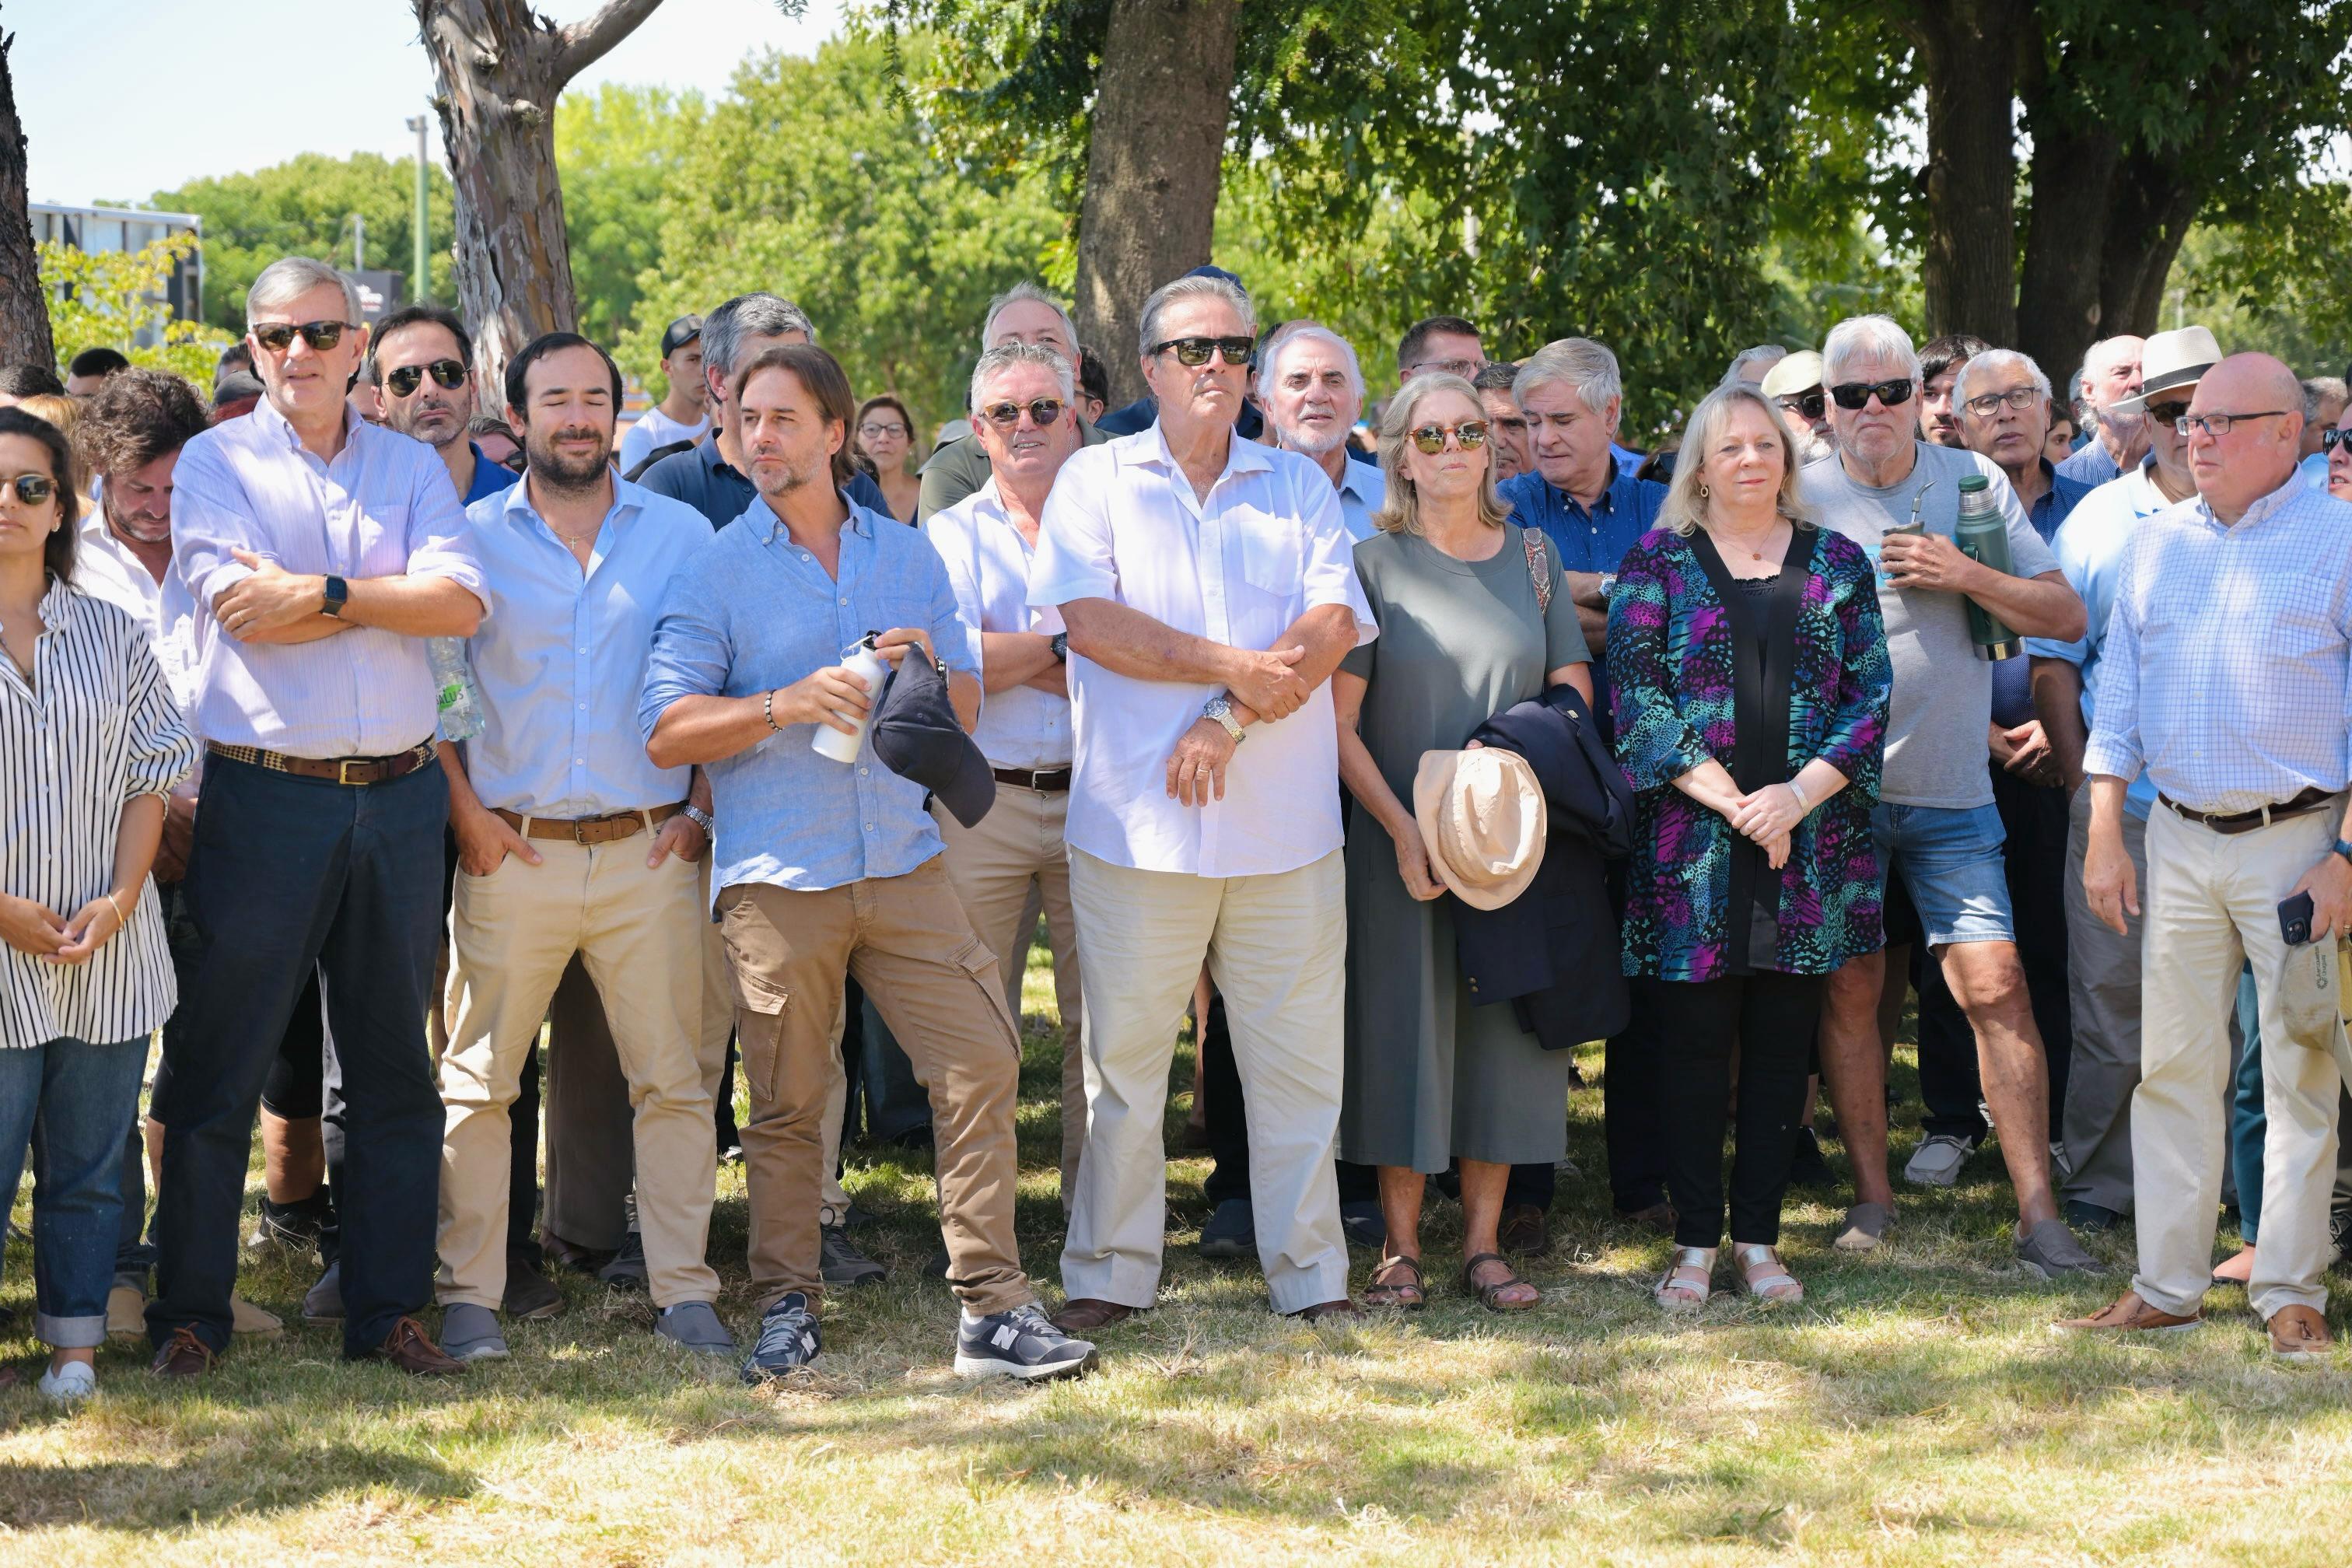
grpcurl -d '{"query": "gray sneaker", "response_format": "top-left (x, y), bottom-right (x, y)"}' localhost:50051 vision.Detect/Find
top-left (821, 1223), bottom-right (887, 1287)
top-left (440, 1302), bottom-right (509, 1361)
top-left (1834, 1201), bottom-right (1892, 1252)
top-left (1903, 1133), bottom-right (1973, 1188)
top-left (654, 1301), bottom-right (737, 1358)
top-left (2018, 1217), bottom-right (2109, 1279)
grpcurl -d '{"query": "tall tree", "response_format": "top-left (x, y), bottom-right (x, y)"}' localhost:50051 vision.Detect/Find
top-left (411, 0), bottom-right (667, 388)
top-left (0, 15), bottom-right (54, 373)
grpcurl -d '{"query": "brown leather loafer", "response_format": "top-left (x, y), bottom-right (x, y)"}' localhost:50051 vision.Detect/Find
top-left (1288, 1298), bottom-right (1362, 1323)
top-left (1048, 1297), bottom-right (1137, 1333)
top-left (359, 1315), bottom-right (468, 1376)
top-left (149, 1326), bottom-right (217, 1378)
top-left (1499, 1203), bottom-right (1552, 1258)
top-left (2269, 1304), bottom-right (2334, 1359)
top-left (2052, 1290), bottom-right (2202, 1338)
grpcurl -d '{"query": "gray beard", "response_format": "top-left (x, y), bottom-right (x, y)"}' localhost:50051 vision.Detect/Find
top-left (1278, 421), bottom-right (1349, 457)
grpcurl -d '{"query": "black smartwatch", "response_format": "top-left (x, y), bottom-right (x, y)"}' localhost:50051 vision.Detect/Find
top-left (1050, 632), bottom-right (1068, 663)
top-left (320, 574), bottom-right (349, 618)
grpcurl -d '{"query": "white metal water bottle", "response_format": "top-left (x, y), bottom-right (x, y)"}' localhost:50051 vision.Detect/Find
top-left (811, 634), bottom-right (891, 764)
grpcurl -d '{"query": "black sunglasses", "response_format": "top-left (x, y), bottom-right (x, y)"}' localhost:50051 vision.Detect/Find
top-left (1778, 390), bottom-right (1827, 421)
top-left (250, 319), bottom-right (356, 354)
top-left (1150, 336), bottom-right (1255, 369)
top-left (1, 473), bottom-right (56, 506)
top-left (980, 397), bottom-right (1067, 429)
top-left (383, 359), bottom-right (467, 398)
top-left (2324, 427), bottom-right (2352, 454)
top-left (2143, 399), bottom-right (2193, 426)
top-left (1829, 379), bottom-right (1915, 410)
top-left (1408, 420), bottom-right (1490, 453)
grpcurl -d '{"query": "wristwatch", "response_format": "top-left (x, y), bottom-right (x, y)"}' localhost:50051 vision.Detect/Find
top-left (2333, 838), bottom-right (2352, 868)
top-left (320, 574), bottom-right (349, 618)
top-left (1203, 695), bottom-right (1245, 745)
top-left (681, 803), bottom-right (715, 835)
top-left (1050, 632), bottom-right (1068, 663)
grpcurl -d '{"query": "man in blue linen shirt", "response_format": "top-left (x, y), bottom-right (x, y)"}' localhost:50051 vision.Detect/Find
top-left (639, 344), bottom-right (1096, 1385)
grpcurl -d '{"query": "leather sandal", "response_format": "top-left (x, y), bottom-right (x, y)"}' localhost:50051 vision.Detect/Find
top-left (1731, 1243), bottom-right (1803, 1304)
top-left (1364, 1254), bottom-right (1426, 1309)
top-left (1655, 1246), bottom-right (1716, 1311)
top-left (1461, 1251), bottom-right (1538, 1313)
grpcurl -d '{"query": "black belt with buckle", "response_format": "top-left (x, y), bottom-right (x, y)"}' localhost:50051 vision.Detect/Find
top-left (2159, 786), bottom-right (2336, 835)
top-left (991, 765), bottom-right (1072, 793)
top-left (207, 740), bottom-right (436, 786)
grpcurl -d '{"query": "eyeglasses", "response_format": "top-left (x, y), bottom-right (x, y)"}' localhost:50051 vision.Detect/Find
top-left (1829, 379), bottom-right (1915, 410)
top-left (2143, 399), bottom-right (2193, 426)
top-left (857, 422), bottom-right (909, 441)
top-left (1150, 336), bottom-right (1255, 369)
top-left (979, 397), bottom-right (1066, 429)
top-left (250, 320), bottom-right (357, 354)
top-left (2175, 410), bottom-right (2291, 439)
top-left (2322, 427), bottom-right (2352, 454)
top-left (1406, 357), bottom-right (1488, 380)
top-left (382, 359), bottom-right (467, 398)
top-left (0, 473), bottom-right (56, 506)
top-left (1777, 390), bottom-right (1827, 422)
top-left (1407, 420), bottom-right (1490, 454)
top-left (1962, 386), bottom-right (2042, 418)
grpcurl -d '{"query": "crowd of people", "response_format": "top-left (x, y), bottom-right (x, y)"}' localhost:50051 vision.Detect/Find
top-left (3, 247), bottom-right (2350, 1405)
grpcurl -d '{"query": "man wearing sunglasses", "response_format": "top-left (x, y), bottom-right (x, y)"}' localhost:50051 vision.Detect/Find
top-left (369, 304), bottom-right (516, 509)
top-left (2295, 376), bottom-right (2347, 488)
top-left (1800, 313), bottom-right (2096, 1277)
top-left (2022, 324), bottom-right (2214, 1240)
top-left (1030, 270), bottom-right (1377, 1329)
top-left (1258, 323), bottom-right (1384, 541)
top-left (149, 256), bottom-right (488, 1380)
top-left (1760, 350), bottom-right (1832, 464)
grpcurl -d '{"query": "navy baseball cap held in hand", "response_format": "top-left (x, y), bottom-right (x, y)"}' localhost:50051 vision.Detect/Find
top-left (871, 646), bottom-right (997, 827)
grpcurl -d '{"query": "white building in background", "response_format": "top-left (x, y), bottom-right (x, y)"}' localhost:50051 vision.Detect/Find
top-left (31, 201), bottom-right (205, 337)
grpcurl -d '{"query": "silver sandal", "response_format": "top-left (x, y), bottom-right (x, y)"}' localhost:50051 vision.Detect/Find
top-left (1732, 1243), bottom-right (1803, 1304)
top-left (1654, 1245), bottom-right (1716, 1311)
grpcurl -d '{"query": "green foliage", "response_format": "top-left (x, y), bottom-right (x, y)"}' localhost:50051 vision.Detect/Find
top-left (555, 84), bottom-right (707, 365)
top-left (147, 153), bottom-right (458, 334)
top-left (2168, 208), bottom-right (2352, 378)
top-left (38, 234), bottom-right (229, 386)
top-left (629, 33), bottom-right (1063, 438)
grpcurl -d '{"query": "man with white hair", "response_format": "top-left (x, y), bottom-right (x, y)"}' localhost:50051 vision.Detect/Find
top-left (1258, 322), bottom-right (1385, 541)
top-left (922, 341), bottom-right (1091, 1206)
top-left (2056, 335), bottom-right (2147, 486)
top-left (1030, 270), bottom-right (1377, 1328)
top-left (916, 281), bottom-right (1108, 523)
top-left (149, 257), bottom-right (488, 1378)
top-left (1800, 313), bottom-right (2098, 1274)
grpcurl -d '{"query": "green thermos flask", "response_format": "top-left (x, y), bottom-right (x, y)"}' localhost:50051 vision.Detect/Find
top-left (1953, 474), bottom-right (2022, 660)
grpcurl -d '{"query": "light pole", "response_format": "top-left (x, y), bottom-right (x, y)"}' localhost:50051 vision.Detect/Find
top-left (406, 114), bottom-right (431, 304)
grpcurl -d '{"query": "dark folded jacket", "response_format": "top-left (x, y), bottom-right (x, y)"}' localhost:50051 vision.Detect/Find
top-left (1454, 684), bottom-right (1636, 1048)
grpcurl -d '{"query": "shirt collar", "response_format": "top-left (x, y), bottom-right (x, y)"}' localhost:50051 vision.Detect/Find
top-left (499, 472), bottom-right (642, 537)
top-left (745, 489), bottom-right (877, 546)
top-left (698, 431), bottom-right (738, 478)
top-left (37, 574), bottom-right (74, 631)
top-left (1129, 418), bottom-right (1273, 482)
top-left (2196, 464), bottom-right (2312, 534)
top-left (253, 392), bottom-right (358, 457)
top-left (1544, 455), bottom-right (1624, 516)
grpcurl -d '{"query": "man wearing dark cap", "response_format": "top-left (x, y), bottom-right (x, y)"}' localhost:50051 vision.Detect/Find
top-left (639, 343), bottom-right (1096, 1384)
top-left (618, 315), bottom-right (708, 477)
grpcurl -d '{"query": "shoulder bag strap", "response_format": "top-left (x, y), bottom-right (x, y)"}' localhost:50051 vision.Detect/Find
top-left (1523, 527), bottom-right (1553, 615)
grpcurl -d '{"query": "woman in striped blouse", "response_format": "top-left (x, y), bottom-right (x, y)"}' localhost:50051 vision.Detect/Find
top-left (0, 407), bottom-right (196, 1402)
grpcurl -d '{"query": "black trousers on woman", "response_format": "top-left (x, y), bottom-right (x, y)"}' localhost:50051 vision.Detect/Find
top-left (1653, 970), bottom-right (1822, 1251)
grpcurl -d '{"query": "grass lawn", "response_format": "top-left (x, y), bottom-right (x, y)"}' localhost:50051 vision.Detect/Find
top-left (7, 939), bottom-right (2352, 1567)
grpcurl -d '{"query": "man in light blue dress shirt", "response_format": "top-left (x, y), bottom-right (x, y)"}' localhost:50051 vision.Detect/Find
top-left (640, 343), bottom-right (1095, 1384)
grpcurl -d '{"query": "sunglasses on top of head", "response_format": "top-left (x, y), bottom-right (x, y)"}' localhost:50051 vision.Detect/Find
top-left (250, 320), bottom-right (357, 354)
top-left (1827, 379), bottom-right (1915, 411)
top-left (1150, 336), bottom-right (1255, 369)
top-left (382, 359), bottom-right (467, 398)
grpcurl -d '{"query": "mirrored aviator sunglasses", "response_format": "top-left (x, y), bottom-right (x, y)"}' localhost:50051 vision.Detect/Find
top-left (383, 359), bottom-right (467, 398)
top-left (1409, 420), bottom-right (1490, 453)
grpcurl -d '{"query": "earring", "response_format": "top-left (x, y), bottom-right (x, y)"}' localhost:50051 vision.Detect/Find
top-left (1697, 483), bottom-right (1710, 498)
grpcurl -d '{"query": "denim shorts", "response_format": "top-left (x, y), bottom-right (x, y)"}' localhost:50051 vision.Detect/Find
top-left (1869, 802), bottom-right (2013, 949)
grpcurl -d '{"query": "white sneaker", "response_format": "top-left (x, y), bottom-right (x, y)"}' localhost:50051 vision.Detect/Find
top-left (1903, 1132), bottom-right (1973, 1188)
top-left (38, 1360), bottom-right (96, 1403)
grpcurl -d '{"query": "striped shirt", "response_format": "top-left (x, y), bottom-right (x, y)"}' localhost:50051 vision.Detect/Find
top-left (169, 397), bottom-right (488, 758)
top-left (2084, 469), bottom-right (2352, 815)
top-left (0, 578), bottom-right (199, 1051)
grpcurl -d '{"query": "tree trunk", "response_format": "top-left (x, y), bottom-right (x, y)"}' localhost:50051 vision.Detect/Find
top-left (0, 22), bottom-right (54, 374)
top-left (413, 0), bottom-right (662, 394)
top-left (1898, 0), bottom-right (2023, 345)
top-left (1073, 0), bottom-right (1242, 408)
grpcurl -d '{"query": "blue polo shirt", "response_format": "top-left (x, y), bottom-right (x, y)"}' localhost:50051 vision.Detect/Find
top-left (462, 442), bottom-right (520, 505)
top-left (1497, 458), bottom-right (1666, 735)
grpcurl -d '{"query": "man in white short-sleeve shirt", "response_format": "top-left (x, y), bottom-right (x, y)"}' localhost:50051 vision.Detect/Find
top-left (1027, 271), bottom-right (1376, 1327)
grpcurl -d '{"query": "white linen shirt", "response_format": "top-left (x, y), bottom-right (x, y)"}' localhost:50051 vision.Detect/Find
top-left (922, 477), bottom-right (1069, 771)
top-left (1027, 422), bottom-right (1375, 878)
top-left (73, 510), bottom-right (200, 710)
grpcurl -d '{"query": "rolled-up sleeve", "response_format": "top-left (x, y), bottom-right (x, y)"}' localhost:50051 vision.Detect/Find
top-left (1297, 474), bottom-right (1376, 646)
top-left (401, 457), bottom-right (488, 614)
top-left (923, 549), bottom-right (982, 677)
top-left (639, 563), bottom-right (734, 744)
top-left (1027, 453), bottom-right (1118, 607)
top-left (120, 632), bottom-right (198, 803)
top-left (168, 436), bottom-right (261, 616)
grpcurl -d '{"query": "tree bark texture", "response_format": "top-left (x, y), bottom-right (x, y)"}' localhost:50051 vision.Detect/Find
top-left (0, 22), bottom-right (55, 374)
top-left (1073, 0), bottom-right (1242, 408)
top-left (1898, 0), bottom-right (2025, 347)
top-left (413, 0), bottom-right (662, 394)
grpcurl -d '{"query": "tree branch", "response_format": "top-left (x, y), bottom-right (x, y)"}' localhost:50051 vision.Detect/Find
top-left (554, 0), bottom-right (665, 85)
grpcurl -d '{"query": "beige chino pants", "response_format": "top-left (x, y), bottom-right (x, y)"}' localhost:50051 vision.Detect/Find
top-left (437, 838), bottom-right (719, 1311)
top-left (2133, 800), bottom-right (2352, 1320)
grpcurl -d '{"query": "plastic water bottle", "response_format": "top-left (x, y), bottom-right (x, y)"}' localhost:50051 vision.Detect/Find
top-left (811, 633), bottom-right (891, 764)
top-left (1952, 475), bottom-right (2022, 660)
top-left (427, 637), bottom-right (485, 743)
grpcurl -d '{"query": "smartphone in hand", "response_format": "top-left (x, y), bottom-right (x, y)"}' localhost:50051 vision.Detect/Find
top-left (2280, 891), bottom-right (2316, 947)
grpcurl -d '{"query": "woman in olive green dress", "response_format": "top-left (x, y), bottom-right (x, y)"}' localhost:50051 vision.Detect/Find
top-left (1334, 373), bottom-right (1594, 1311)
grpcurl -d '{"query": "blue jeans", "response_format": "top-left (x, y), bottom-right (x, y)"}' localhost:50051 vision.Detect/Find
top-left (0, 1036), bottom-right (149, 1349)
top-left (1868, 802), bottom-right (2015, 949)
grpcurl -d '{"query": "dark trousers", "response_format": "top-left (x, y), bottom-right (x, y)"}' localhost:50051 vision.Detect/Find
top-left (1605, 981), bottom-right (1671, 1211)
top-left (1654, 970), bottom-right (1821, 1248)
top-left (149, 758), bottom-right (448, 1356)
top-left (1199, 994), bottom-right (1376, 1207)
top-left (848, 988), bottom-right (934, 1145)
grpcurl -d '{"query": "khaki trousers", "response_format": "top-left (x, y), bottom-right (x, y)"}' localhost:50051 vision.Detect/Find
top-left (1059, 848), bottom-right (1349, 1314)
top-left (935, 785), bottom-right (1086, 1202)
top-left (2058, 789), bottom-right (2147, 1215)
top-left (2133, 800), bottom-right (2352, 1319)
top-left (437, 840), bottom-right (719, 1310)
top-left (717, 857), bottom-right (1030, 1314)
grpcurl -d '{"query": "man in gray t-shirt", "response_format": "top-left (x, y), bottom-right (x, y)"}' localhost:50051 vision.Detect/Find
top-left (1797, 315), bottom-right (2094, 1277)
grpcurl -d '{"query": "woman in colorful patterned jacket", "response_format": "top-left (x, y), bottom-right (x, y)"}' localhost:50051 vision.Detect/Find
top-left (1607, 383), bottom-right (1889, 1311)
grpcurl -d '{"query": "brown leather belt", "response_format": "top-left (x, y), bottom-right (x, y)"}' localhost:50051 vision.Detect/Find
top-left (207, 740), bottom-right (436, 786)
top-left (991, 765), bottom-right (1072, 793)
top-left (2159, 786), bottom-right (2336, 835)
top-left (491, 803), bottom-right (684, 845)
